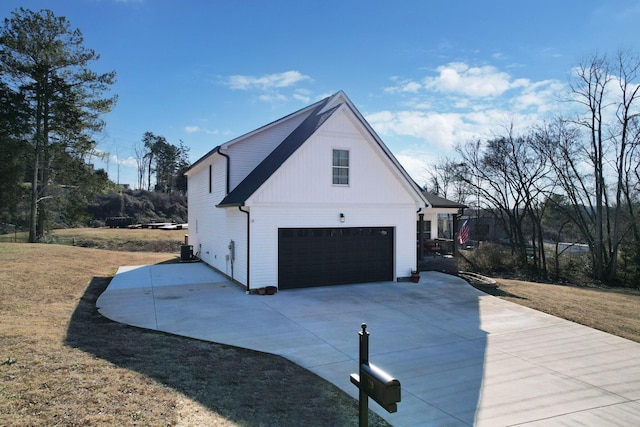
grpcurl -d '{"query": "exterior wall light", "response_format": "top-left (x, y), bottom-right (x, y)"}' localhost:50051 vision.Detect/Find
top-left (340, 213), bottom-right (345, 223)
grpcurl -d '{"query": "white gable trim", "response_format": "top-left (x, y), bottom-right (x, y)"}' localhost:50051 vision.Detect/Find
top-left (330, 93), bottom-right (429, 207)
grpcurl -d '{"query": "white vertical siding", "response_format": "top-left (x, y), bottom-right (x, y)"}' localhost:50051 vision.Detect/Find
top-left (246, 107), bottom-right (422, 288)
top-left (226, 112), bottom-right (309, 190)
top-left (185, 110), bottom-right (309, 287)
top-left (187, 154), bottom-right (248, 286)
top-left (248, 108), bottom-right (419, 206)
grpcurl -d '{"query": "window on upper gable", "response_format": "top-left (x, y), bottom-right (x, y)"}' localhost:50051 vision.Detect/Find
top-left (332, 149), bottom-right (349, 185)
top-left (209, 164), bottom-right (212, 193)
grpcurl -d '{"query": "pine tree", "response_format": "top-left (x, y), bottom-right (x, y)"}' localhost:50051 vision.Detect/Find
top-left (0, 8), bottom-right (116, 241)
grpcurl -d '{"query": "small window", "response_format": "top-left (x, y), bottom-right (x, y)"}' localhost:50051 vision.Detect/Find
top-left (332, 149), bottom-right (349, 185)
top-left (208, 164), bottom-right (212, 193)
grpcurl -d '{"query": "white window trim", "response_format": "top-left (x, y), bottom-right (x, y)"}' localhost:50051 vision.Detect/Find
top-left (332, 148), bottom-right (350, 186)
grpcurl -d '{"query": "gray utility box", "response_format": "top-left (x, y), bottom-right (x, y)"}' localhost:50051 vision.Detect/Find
top-left (350, 362), bottom-right (401, 413)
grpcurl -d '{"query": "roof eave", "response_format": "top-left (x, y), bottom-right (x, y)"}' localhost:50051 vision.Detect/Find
top-left (184, 145), bottom-right (221, 176)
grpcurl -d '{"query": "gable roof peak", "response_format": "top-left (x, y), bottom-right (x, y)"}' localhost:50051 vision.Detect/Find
top-left (215, 90), bottom-right (429, 208)
top-left (320, 90), bottom-right (349, 111)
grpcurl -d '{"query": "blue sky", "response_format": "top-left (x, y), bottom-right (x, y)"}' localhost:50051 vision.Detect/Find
top-left (2, 0), bottom-right (640, 187)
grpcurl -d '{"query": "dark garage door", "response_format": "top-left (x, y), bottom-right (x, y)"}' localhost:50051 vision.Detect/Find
top-left (278, 227), bottom-right (394, 289)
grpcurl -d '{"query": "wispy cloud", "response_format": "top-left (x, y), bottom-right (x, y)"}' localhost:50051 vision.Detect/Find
top-left (222, 70), bottom-right (313, 103)
top-left (512, 79), bottom-right (566, 112)
top-left (225, 70), bottom-right (311, 91)
top-left (184, 125), bottom-right (225, 136)
top-left (292, 88), bottom-right (312, 103)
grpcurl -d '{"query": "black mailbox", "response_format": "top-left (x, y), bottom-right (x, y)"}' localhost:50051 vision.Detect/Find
top-left (350, 323), bottom-right (401, 424)
top-left (350, 362), bottom-right (401, 413)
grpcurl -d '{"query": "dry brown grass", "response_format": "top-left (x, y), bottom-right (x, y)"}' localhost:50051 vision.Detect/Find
top-left (0, 242), bottom-right (389, 426)
top-left (53, 227), bottom-right (188, 252)
top-left (51, 227), bottom-right (188, 242)
top-left (4, 227), bottom-right (639, 425)
top-left (475, 277), bottom-right (640, 343)
top-left (0, 227), bottom-right (187, 252)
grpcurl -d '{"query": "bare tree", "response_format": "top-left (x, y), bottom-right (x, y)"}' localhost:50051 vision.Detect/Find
top-left (569, 54), bottom-right (612, 280)
top-left (455, 125), bottom-right (551, 274)
top-left (133, 139), bottom-right (147, 190)
top-left (611, 51), bottom-right (640, 273)
top-left (559, 52), bottom-right (640, 282)
top-left (424, 157), bottom-right (471, 204)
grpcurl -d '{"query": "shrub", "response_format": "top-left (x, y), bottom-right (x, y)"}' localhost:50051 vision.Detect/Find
top-left (620, 241), bottom-right (640, 288)
top-left (459, 243), bottom-right (518, 274)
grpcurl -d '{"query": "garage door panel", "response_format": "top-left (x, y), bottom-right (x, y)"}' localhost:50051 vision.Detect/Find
top-left (278, 227), bottom-right (393, 289)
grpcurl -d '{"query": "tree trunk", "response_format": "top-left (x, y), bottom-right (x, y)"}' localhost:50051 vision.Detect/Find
top-left (36, 82), bottom-right (51, 241)
top-left (28, 148), bottom-right (39, 243)
top-left (28, 91), bottom-right (44, 243)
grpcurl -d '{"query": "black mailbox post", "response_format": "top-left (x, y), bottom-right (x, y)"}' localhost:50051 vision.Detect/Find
top-left (350, 324), bottom-right (401, 426)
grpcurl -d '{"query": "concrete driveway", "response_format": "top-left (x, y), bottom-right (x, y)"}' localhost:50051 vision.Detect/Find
top-left (97, 263), bottom-right (640, 426)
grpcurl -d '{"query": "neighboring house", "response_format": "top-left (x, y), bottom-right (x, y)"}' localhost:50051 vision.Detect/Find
top-left (185, 91), bottom-right (462, 291)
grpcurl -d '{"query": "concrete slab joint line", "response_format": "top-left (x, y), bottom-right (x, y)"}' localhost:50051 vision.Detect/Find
top-left (97, 263), bottom-right (640, 426)
top-left (150, 266), bottom-right (159, 329)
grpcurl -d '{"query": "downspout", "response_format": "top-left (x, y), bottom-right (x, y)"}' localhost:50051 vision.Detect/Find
top-left (417, 208), bottom-right (424, 265)
top-left (239, 205), bottom-right (250, 292)
top-left (216, 148), bottom-right (238, 283)
top-left (217, 149), bottom-right (230, 195)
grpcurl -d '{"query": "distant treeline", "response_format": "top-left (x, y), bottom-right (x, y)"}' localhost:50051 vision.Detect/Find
top-left (87, 189), bottom-right (187, 227)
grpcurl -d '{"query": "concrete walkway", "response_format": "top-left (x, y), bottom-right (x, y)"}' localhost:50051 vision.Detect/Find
top-left (96, 263), bottom-right (640, 426)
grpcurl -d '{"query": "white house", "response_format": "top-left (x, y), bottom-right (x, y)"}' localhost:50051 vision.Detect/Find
top-left (185, 91), bottom-right (462, 291)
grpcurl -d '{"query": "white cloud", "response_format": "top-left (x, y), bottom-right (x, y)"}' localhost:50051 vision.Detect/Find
top-left (363, 61), bottom-right (595, 185)
top-left (223, 70), bottom-right (313, 103)
top-left (119, 156), bottom-right (138, 168)
top-left (395, 152), bottom-right (431, 185)
top-left (109, 154), bottom-right (137, 168)
top-left (373, 61), bottom-right (570, 158)
top-left (367, 110), bottom-right (486, 150)
top-left (226, 70), bottom-right (311, 91)
top-left (293, 88), bottom-right (312, 103)
top-left (184, 125), bottom-right (222, 135)
top-left (511, 80), bottom-right (565, 112)
top-left (258, 92), bottom-right (287, 102)
top-left (367, 107), bottom-right (552, 154)
top-left (384, 78), bottom-right (422, 94)
top-left (423, 62), bottom-right (529, 97)
top-left (386, 62), bottom-right (534, 99)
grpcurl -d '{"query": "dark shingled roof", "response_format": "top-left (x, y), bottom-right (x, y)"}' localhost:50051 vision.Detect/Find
top-left (422, 191), bottom-right (467, 209)
top-left (217, 97), bottom-right (338, 207)
top-left (186, 96), bottom-right (331, 175)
